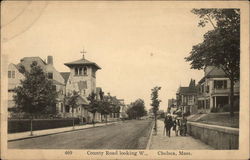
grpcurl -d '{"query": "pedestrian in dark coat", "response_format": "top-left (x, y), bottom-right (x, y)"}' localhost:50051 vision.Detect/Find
top-left (164, 116), bottom-right (168, 136)
top-left (166, 115), bottom-right (173, 137)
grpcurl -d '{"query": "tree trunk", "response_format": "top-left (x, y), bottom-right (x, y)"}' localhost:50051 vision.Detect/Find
top-left (230, 78), bottom-right (235, 117)
top-left (30, 115), bottom-right (33, 136)
top-left (93, 112), bottom-right (96, 127)
top-left (154, 113), bottom-right (157, 132)
top-left (72, 110), bottom-right (75, 130)
top-left (105, 114), bottom-right (108, 124)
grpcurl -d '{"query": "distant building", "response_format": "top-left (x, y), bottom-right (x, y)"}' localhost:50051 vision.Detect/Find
top-left (119, 99), bottom-right (128, 119)
top-left (176, 79), bottom-right (198, 115)
top-left (167, 98), bottom-right (177, 114)
top-left (168, 98), bottom-right (177, 108)
top-left (197, 66), bottom-right (240, 113)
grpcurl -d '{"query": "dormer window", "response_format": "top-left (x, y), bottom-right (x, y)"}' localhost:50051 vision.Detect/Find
top-left (214, 80), bottom-right (227, 89)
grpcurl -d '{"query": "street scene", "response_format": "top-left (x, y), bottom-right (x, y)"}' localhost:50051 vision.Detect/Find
top-left (3, 2), bottom-right (240, 151)
top-left (9, 120), bottom-right (153, 149)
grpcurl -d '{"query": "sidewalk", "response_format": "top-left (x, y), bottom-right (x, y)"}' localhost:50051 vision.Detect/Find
top-left (8, 122), bottom-right (117, 141)
top-left (149, 120), bottom-right (214, 150)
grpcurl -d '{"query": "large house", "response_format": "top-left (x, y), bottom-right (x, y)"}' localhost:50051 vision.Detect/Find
top-left (176, 79), bottom-right (198, 115)
top-left (197, 66), bottom-right (240, 113)
top-left (8, 56), bottom-right (65, 117)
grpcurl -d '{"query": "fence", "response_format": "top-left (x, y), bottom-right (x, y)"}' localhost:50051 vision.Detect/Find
top-left (8, 118), bottom-right (80, 133)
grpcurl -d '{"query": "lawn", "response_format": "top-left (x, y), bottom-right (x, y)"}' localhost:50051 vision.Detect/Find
top-left (189, 112), bottom-right (239, 128)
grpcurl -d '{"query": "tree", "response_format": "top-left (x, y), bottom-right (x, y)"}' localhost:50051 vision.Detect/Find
top-left (126, 99), bottom-right (147, 119)
top-left (13, 61), bottom-right (58, 135)
top-left (150, 86), bottom-right (161, 131)
top-left (87, 92), bottom-right (100, 126)
top-left (185, 9), bottom-right (240, 117)
top-left (97, 91), bottom-right (111, 123)
top-left (13, 61), bottom-right (58, 116)
top-left (110, 97), bottom-right (121, 118)
top-left (98, 96), bottom-right (111, 123)
top-left (65, 90), bottom-right (79, 129)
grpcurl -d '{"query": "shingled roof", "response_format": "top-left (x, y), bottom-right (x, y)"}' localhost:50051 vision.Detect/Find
top-left (177, 79), bottom-right (197, 95)
top-left (60, 72), bottom-right (70, 84)
top-left (64, 58), bottom-right (101, 69)
top-left (199, 66), bottom-right (227, 84)
top-left (17, 57), bottom-right (47, 72)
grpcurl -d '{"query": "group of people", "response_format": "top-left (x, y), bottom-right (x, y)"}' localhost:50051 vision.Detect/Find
top-left (164, 114), bottom-right (187, 137)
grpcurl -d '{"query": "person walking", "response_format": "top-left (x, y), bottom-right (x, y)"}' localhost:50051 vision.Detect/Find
top-left (172, 117), bottom-right (177, 135)
top-left (175, 117), bottom-right (181, 136)
top-left (166, 114), bottom-right (173, 137)
top-left (180, 116), bottom-right (187, 136)
top-left (164, 115), bottom-right (168, 136)
top-left (182, 116), bottom-right (187, 136)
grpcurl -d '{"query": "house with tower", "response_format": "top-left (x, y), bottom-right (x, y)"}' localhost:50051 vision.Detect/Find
top-left (61, 51), bottom-right (102, 123)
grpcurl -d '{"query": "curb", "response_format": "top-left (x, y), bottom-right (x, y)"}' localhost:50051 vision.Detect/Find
top-left (8, 122), bottom-right (117, 142)
top-left (146, 121), bottom-right (155, 150)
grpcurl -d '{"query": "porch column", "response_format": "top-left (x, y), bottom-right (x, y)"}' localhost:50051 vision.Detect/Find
top-left (204, 99), bottom-right (206, 111)
top-left (210, 97), bottom-right (213, 109)
top-left (215, 96), bottom-right (217, 108)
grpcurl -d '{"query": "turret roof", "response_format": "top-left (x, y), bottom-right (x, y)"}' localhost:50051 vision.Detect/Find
top-left (64, 58), bottom-right (101, 69)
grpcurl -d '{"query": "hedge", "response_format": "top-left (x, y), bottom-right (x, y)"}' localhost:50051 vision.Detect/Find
top-left (8, 118), bottom-right (80, 133)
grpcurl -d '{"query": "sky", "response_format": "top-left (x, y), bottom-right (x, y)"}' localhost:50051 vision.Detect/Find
top-left (2, 1), bottom-right (212, 111)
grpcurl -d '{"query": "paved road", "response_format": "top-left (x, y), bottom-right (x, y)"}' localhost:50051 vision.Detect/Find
top-left (8, 120), bottom-right (153, 149)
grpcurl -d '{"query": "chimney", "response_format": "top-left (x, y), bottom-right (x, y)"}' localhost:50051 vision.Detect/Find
top-left (47, 56), bottom-right (53, 65)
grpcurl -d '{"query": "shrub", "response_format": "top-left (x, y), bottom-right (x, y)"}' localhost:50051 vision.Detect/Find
top-left (222, 104), bottom-right (230, 112)
top-left (210, 107), bottom-right (218, 113)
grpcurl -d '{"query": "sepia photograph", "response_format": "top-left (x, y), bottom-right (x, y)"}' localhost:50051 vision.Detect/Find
top-left (1, 1), bottom-right (249, 159)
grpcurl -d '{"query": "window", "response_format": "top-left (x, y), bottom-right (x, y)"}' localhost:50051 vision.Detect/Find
top-left (188, 96), bottom-right (192, 100)
top-left (8, 71), bottom-right (16, 78)
top-left (75, 68), bottom-right (78, 76)
top-left (206, 85), bottom-right (209, 93)
top-left (83, 67), bottom-right (87, 76)
top-left (206, 99), bottom-right (210, 109)
top-left (79, 67), bottom-right (83, 75)
top-left (75, 67), bottom-right (86, 76)
top-left (214, 80), bottom-right (227, 89)
top-left (200, 84), bottom-right (204, 93)
top-left (92, 70), bottom-right (96, 77)
top-left (61, 103), bottom-right (64, 112)
top-left (8, 71), bottom-right (11, 78)
top-left (12, 71), bottom-right (15, 78)
top-left (48, 72), bottom-right (53, 79)
top-left (52, 85), bottom-right (56, 91)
